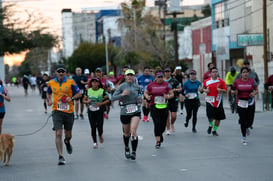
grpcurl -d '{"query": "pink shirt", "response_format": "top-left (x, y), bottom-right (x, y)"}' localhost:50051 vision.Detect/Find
top-left (232, 78), bottom-right (257, 103)
top-left (146, 81), bottom-right (171, 106)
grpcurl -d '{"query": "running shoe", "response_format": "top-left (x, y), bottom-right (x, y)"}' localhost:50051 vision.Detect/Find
top-left (246, 128), bottom-right (250, 136)
top-left (241, 138), bottom-right (247, 146)
top-left (125, 147), bottom-right (130, 159)
top-left (80, 114), bottom-right (84, 120)
top-left (58, 156), bottom-right (66, 165)
top-left (155, 141), bottom-right (161, 149)
top-left (64, 139), bottom-right (73, 154)
top-left (171, 124), bottom-right (175, 132)
top-left (184, 121), bottom-right (189, 128)
top-left (146, 118), bottom-right (150, 122)
top-left (192, 128), bottom-right (197, 133)
top-left (166, 130), bottom-right (171, 135)
top-left (180, 110), bottom-right (183, 115)
top-left (93, 143), bottom-right (98, 149)
top-left (99, 135), bottom-right (104, 143)
top-left (207, 126), bottom-right (212, 134)
top-left (74, 115), bottom-right (79, 120)
top-left (130, 151), bottom-right (136, 160)
top-left (212, 131), bottom-right (219, 136)
top-left (142, 116), bottom-right (148, 122)
top-left (104, 113), bottom-right (109, 119)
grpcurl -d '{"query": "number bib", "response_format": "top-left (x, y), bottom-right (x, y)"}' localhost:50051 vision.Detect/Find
top-left (43, 87), bottom-right (47, 91)
top-left (89, 105), bottom-right (100, 111)
top-left (154, 96), bottom-right (165, 104)
top-left (205, 96), bottom-right (215, 103)
top-left (125, 104), bottom-right (138, 114)
top-left (187, 93), bottom-right (197, 99)
top-left (238, 100), bottom-right (248, 108)
top-left (57, 102), bottom-right (69, 111)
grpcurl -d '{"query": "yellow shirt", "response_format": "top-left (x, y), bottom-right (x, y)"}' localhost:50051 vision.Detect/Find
top-left (225, 71), bottom-right (238, 85)
top-left (47, 76), bottom-right (80, 113)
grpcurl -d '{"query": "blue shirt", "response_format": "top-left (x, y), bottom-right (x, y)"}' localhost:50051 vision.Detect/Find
top-left (182, 79), bottom-right (201, 100)
top-left (137, 74), bottom-right (154, 94)
top-left (0, 85), bottom-right (6, 113)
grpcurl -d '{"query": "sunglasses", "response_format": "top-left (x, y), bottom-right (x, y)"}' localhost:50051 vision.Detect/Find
top-left (126, 74), bottom-right (134, 76)
top-left (57, 70), bottom-right (65, 73)
top-left (164, 70), bottom-right (170, 73)
top-left (190, 73), bottom-right (196, 75)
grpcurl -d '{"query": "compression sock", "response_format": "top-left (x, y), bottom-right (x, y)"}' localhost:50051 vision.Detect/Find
top-left (131, 136), bottom-right (138, 152)
top-left (44, 102), bottom-right (47, 110)
top-left (209, 121), bottom-right (213, 127)
top-left (123, 135), bottom-right (130, 148)
top-left (213, 125), bottom-right (218, 131)
top-left (146, 108), bottom-right (150, 116)
top-left (142, 106), bottom-right (147, 116)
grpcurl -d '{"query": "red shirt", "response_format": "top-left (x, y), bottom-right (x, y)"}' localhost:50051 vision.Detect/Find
top-left (203, 78), bottom-right (227, 107)
top-left (266, 75), bottom-right (273, 98)
top-left (203, 71), bottom-right (211, 81)
top-left (233, 78), bottom-right (257, 103)
top-left (146, 81), bottom-right (171, 106)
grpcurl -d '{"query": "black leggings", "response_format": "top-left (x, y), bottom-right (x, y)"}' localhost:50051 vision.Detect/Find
top-left (185, 99), bottom-right (200, 129)
top-left (237, 105), bottom-right (255, 137)
top-left (88, 109), bottom-right (104, 143)
top-left (150, 106), bottom-right (169, 137)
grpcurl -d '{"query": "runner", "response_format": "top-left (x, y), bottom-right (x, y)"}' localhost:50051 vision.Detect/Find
top-left (203, 62), bottom-right (214, 81)
top-left (111, 69), bottom-right (142, 160)
top-left (72, 67), bottom-right (88, 120)
top-left (182, 70), bottom-right (202, 133)
top-left (47, 64), bottom-right (82, 165)
top-left (225, 66), bottom-right (238, 104)
top-left (203, 67), bottom-right (227, 136)
top-left (137, 66), bottom-right (154, 122)
top-left (174, 66), bottom-right (185, 115)
top-left (22, 75), bottom-right (30, 96)
top-left (0, 80), bottom-right (11, 134)
top-left (232, 67), bottom-right (258, 145)
top-left (144, 71), bottom-right (174, 149)
top-left (40, 73), bottom-right (49, 114)
top-left (163, 67), bottom-right (181, 135)
top-left (265, 74), bottom-right (273, 108)
top-left (83, 77), bottom-right (110, 149)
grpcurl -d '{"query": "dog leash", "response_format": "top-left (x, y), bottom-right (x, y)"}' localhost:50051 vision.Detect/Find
top-left (14, 113), bottom-right (52, 137)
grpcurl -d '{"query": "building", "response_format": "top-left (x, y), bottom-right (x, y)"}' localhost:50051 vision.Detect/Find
top-left (62, 9), bottom-right (96, 59)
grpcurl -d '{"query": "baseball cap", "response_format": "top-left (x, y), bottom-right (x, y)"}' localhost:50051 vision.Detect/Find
top-left (84, 69), bottom-right (90, 74)
top-left (190, 70), bottom-right (197, 74)
top-left (230, 67), bottom-right (236, 72)
top-left (175, 66), bottom-right (182, 70)
top-left (56, 64), bottom-right (66, 72)
top-left (164, 67), bottom-right (171, 72)
top-left (91, 77), bottom-right (99, 82)
top-left (125, 69), bottom-right (135, 75)
top-left (156, 71), bottom-right (164, 77)
top-left (95, 67), bottom-right (103, 72)
top-left (109, 71), bottom-right (114, 76)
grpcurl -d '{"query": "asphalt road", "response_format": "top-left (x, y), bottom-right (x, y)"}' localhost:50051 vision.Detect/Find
top-left (1, 86), bottom-right (273, 181)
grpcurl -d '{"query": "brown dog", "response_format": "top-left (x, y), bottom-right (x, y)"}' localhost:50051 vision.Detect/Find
top-left (0, 134), bottom-right (14, 166)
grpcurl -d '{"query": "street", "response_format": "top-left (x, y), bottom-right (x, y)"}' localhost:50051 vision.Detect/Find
top-left (1, 86), bottom-right (273, 181)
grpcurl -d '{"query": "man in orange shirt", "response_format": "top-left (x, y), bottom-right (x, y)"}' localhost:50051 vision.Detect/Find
top-left (47, 64), bottom-right (82, 165)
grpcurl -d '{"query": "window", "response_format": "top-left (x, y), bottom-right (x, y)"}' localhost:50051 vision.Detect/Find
top-left (214, 1), bottom-right (229, 29)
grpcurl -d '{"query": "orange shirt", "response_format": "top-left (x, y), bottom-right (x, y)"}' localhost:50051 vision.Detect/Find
top-left (47, 76), bottom-right (80, 113)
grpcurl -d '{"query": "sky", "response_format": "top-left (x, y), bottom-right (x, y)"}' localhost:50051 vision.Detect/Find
top-left (3, 0), bottom-right (205, 66)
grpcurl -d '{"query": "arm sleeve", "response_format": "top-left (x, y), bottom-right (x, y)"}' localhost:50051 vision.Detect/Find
top-left (111, 85), bottom-right (123, 101)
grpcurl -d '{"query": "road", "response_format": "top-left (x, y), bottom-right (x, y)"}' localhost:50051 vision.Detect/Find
top-left (1, 86), bottom-right (273, 181)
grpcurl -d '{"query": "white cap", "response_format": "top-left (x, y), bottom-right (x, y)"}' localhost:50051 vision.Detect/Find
top-left (84, 69), bottom-right (90, 74)
top-left (175, 66), bottom-right (182, 70)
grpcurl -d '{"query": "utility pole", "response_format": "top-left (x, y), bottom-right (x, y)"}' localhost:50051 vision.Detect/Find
top-left (0, 0), bottom-right (5, 82)
top-left (263, 0), bottom-right (269, 110)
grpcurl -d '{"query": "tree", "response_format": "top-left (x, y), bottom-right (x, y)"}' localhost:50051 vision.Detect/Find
top-left (0, 3), bottom-right (58, 55)
top-left (67, 42), bottom-right (118, 73)
top-left (202, 5), bottom-right (211, 18)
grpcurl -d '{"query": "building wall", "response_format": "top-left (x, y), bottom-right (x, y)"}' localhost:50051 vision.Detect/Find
top-left (62, 10), bottom-right (74, 59)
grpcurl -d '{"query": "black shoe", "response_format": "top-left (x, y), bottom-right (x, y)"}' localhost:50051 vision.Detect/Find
top-left (192, 128), bottom-right (197, 133)
top-left (58, 156), bottom-right (66, 165)
top-left (155, 141), bottom-right (161, 149)
top-left (130, 151), bottom-right (136, 160)
top-left (184, 122), bottom-right (188, 128)
top-left (207, 126), bottom-right (212, 134)
top-left (212, 131), bottom-right (219, 136)
top-left (80, 114), bottom-right (84, 120)
top-left (64, 139), bottom-right (73, 154)
top-left (125, 147), bottom-right (130, 159)
top-left (160, 135), bottom-right (164, 143)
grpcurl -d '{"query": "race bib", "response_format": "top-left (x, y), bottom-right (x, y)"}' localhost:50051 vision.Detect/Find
top-left (154, 96), bottom-right (165, 104)
top-left (80, 89), bottom-right (84, 94)
top-left (125, 104), bottom-right (138, 114)
top-left (205, 96), bottom-right (215, 103)
top-left (187, 93), bottom-right (197, 99)
top-left (238, 100), bottom-right (248, 108)
top-left (57, 102), bottom-right (69, 111)
top-left (43, 87), bottom-right (47, 91)
top-left (89, 105), bottom-right (100, 111)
